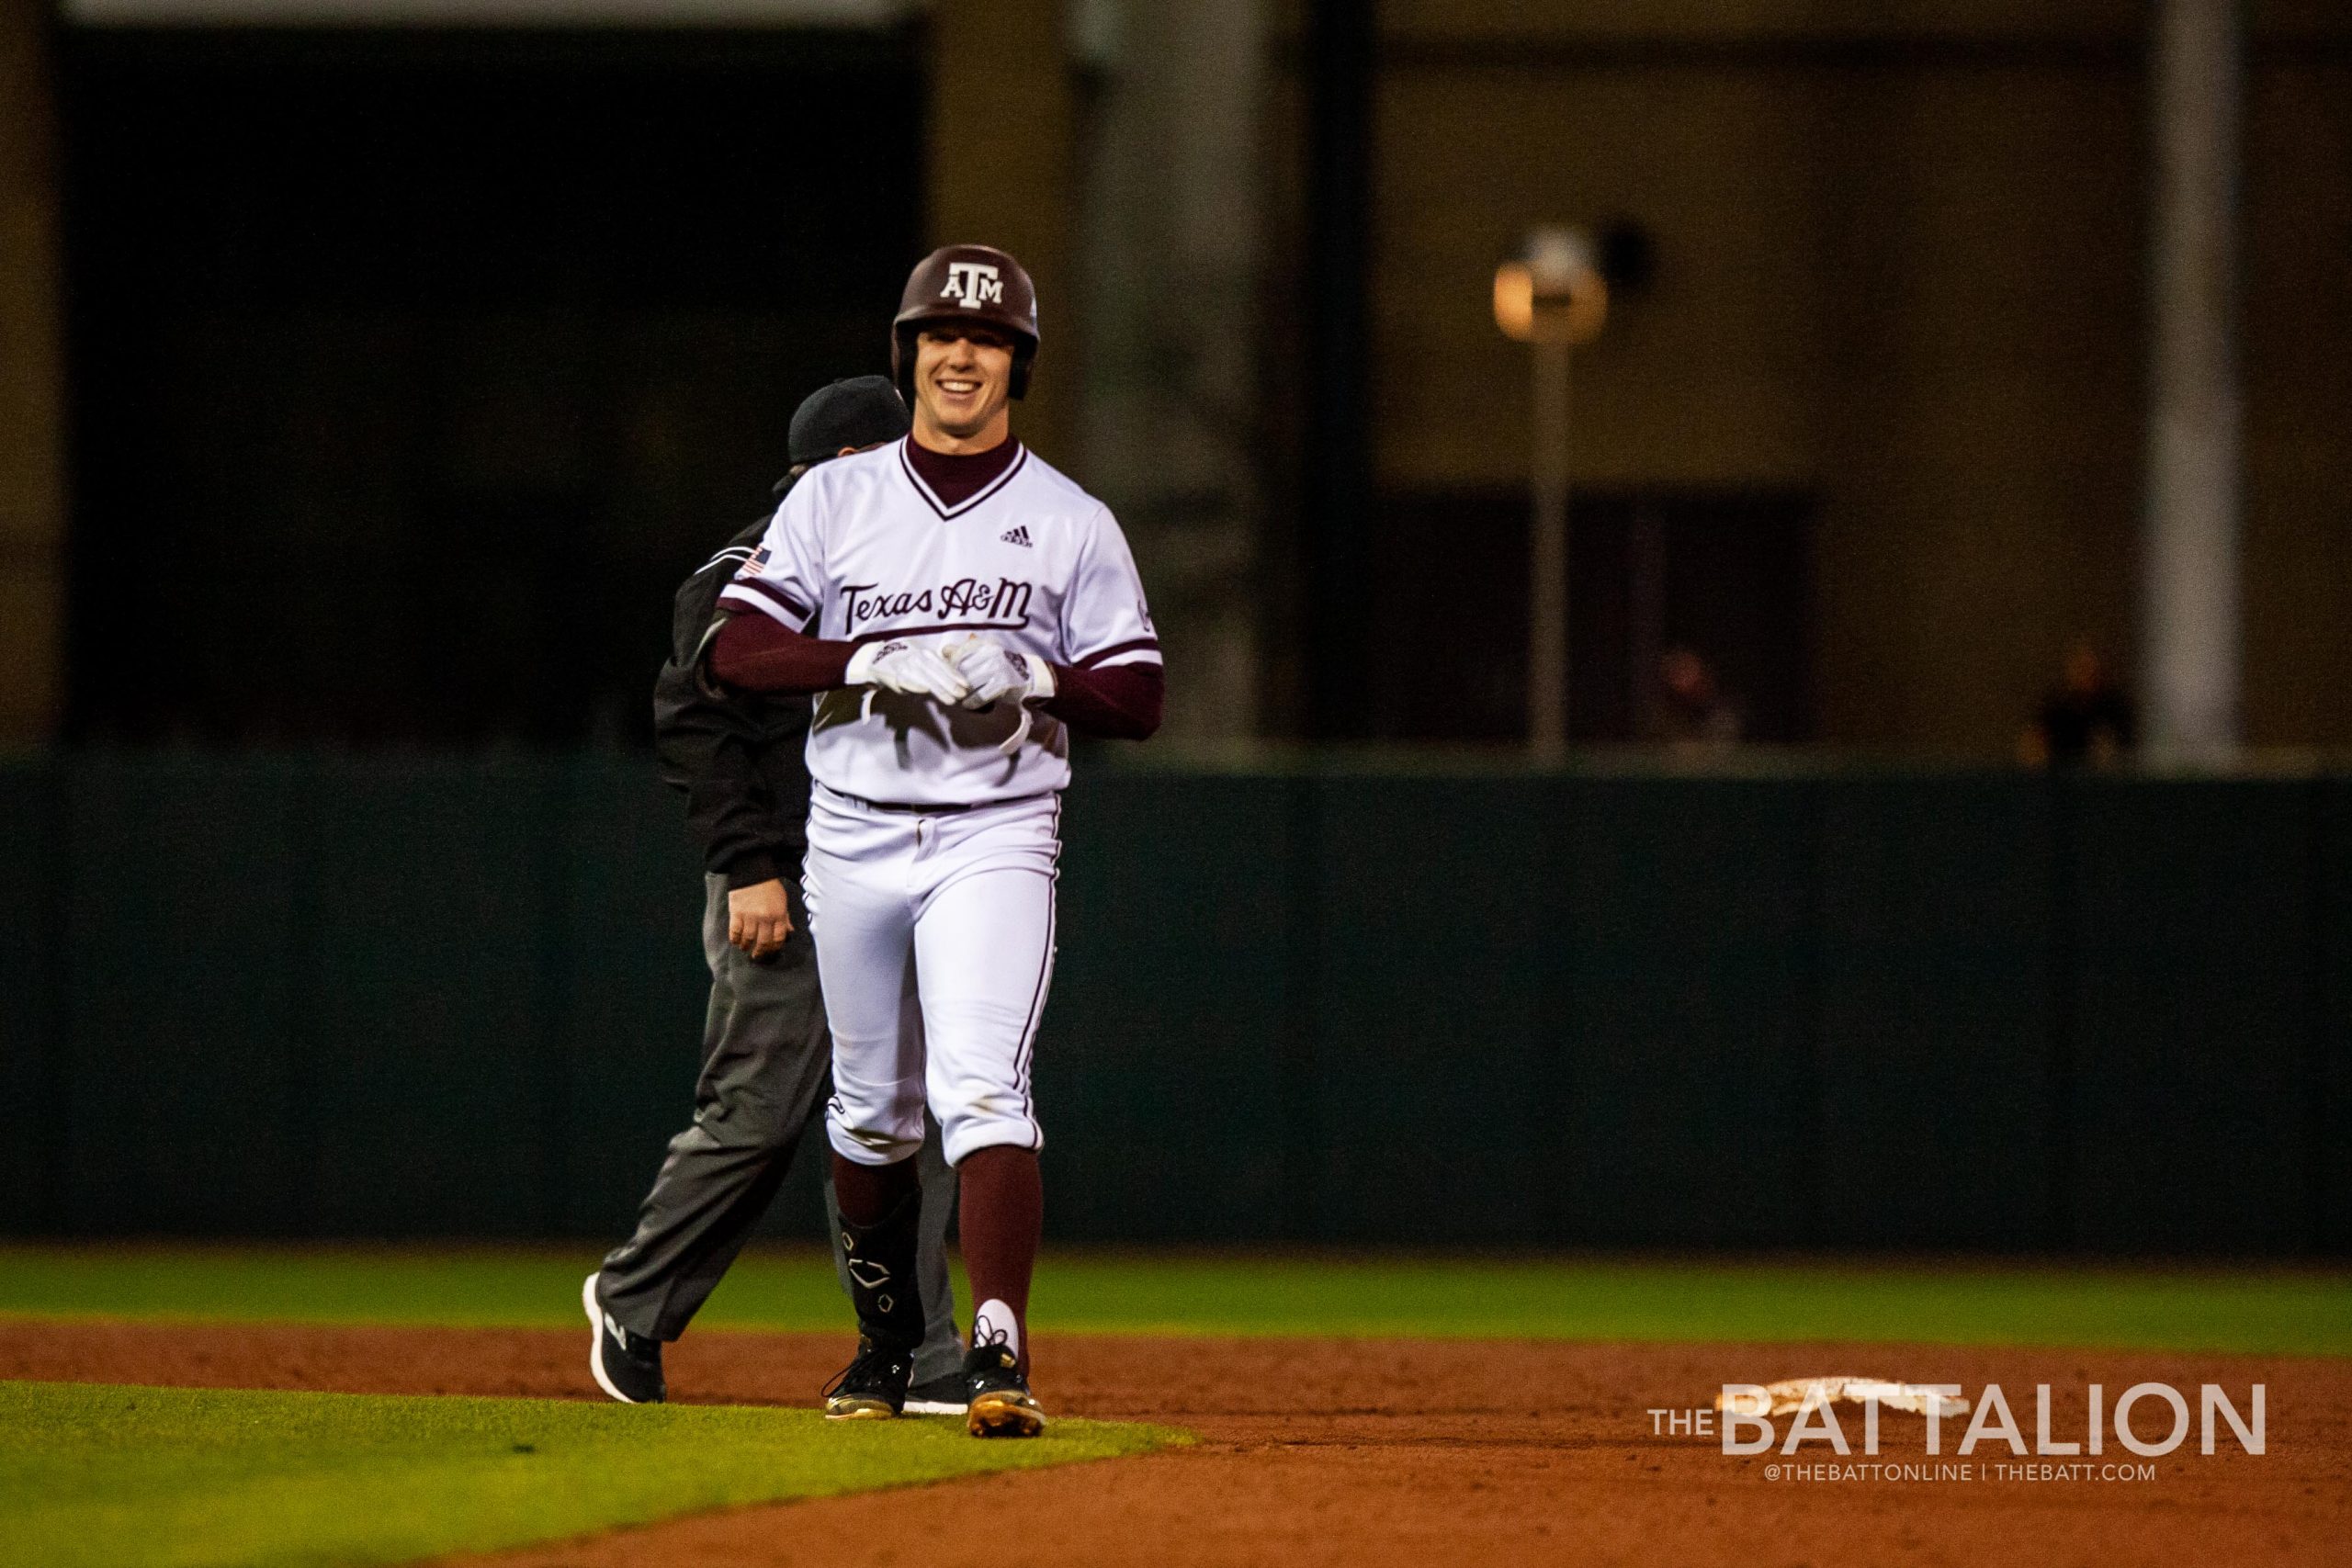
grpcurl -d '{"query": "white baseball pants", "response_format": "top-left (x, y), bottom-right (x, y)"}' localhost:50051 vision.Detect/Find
top-left (804, 784), bottom-right (1059, 1168)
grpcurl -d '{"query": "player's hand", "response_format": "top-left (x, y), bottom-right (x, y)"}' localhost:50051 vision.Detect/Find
top-left (844, 638), bottom-right (971, 705)
top-left (944, 635), bottom-right (1057, 712)
top-left (727, 878), bottom-right (793, 959)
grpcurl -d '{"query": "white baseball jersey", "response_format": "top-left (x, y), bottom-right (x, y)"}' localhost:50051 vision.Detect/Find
top-left (717, 438), bottom-right (1159, 807)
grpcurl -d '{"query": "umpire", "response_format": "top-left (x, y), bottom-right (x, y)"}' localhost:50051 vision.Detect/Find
top-left (584, 376), bottom-right (966, 1409)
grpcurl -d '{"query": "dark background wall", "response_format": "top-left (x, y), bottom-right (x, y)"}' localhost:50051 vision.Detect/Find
top-left (57, 27), bottom-right (922, 746)
top-left (1256, 4), bottom-right (2352, 751)
top-left (7, 6), bottom-right (2352, 756)
top-left (3, 754), bottom-right (2343, 1256)
top-left (1367, 488), bottom-right (1815, 743)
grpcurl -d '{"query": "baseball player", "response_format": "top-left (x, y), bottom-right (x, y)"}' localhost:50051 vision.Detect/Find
top-left (707, 244), bottom-right (1162, 1437)
top-left (583, 376), bottom-right (967, 1413)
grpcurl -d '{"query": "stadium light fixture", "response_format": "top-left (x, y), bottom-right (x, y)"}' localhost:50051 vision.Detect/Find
top-left (1496, 227), bottom-right (1606, 764)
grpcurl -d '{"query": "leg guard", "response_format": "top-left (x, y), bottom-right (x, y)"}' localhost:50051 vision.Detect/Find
top-left (838, 1190), bottom-right (928, 1351)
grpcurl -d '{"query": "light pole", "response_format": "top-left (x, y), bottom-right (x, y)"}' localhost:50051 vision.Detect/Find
top-left (2143, 0), bottom-right (2242, 764)
top-left (1495, 228), bottom-right (1607, 764)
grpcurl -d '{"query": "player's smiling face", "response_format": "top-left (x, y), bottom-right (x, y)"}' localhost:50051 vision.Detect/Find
top-left (912, 325), bottom-right (1015, 450)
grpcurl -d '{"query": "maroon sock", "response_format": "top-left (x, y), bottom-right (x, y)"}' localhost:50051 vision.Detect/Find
top-left (831, 1150), bottom-right (920, 1227)
top-left (956, 1145), bottom-right (1043, 1366)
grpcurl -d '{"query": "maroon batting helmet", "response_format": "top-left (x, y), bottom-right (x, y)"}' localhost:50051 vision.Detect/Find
top-left (890, 243), bottom-right (1041, 401)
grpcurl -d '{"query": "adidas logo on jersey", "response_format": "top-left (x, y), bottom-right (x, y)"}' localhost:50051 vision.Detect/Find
top-left (1001, 525), bottom-right (1033, 548)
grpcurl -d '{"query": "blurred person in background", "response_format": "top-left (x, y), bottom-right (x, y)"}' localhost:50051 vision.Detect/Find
top-left (1643, 645), bottom-right (1742, 755)
top-left (584, 376), bottom-right (967, 1413)
top-left (2018, 640), bottom-right (2137, 769)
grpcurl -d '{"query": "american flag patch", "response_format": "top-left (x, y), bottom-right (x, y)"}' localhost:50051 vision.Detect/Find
top-left (741, 546), bottom-right (771, 578)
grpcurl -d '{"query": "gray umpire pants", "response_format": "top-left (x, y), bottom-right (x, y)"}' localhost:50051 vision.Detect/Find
top-left (596, 874), bottom-right (964, 1383)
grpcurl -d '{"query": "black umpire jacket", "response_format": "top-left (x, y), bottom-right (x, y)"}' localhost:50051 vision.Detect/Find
top-left (652, 483), bottom-right (810, 890)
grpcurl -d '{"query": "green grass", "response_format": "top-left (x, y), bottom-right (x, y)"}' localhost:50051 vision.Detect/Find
top-left (3, 1244), bottom-right (2346, 1355)
top-left (0, 1380), bottom-right (1179, 1568)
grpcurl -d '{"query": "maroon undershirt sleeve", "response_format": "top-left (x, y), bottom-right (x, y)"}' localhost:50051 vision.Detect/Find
top-left (1043, 662), bottom-right (1163, 740)
top-left (708, 611), bottom-right (854, 694)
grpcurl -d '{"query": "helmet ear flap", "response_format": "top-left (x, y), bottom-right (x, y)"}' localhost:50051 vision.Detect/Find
top-left (891, 326), bottom-right (916, 404)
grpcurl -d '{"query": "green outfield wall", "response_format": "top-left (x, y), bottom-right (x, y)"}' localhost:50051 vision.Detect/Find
top-left (2, 753), bottom-right (2345, 1255)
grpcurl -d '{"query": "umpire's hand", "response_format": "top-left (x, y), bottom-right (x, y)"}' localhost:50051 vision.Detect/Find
top-left (728, 878), bottom-right (794, 959)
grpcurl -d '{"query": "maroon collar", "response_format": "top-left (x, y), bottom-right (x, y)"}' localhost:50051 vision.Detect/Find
top-left (900, 436), bottom-right (1024, 516)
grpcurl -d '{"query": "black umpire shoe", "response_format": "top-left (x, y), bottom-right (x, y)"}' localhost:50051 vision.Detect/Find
top-left (963, 1342), bottom-right (1046, 1438)
top-left (824, 1337), bottom-right (916, 1420)
top-left (582, 1273), bottom-right (665, 1404)
top-left (902, 1371), bottom-right (971, 1416)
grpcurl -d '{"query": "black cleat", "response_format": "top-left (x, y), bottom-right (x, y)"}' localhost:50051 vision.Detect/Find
top-left (582, 1273), bottom-right (665, 1404)
top-left (824, 1337), bottom-right (916, 1420)
top-left (902, 1371), bottom-right (971, 1416)
top-left (963, 1342), bottom-right (1045, 1438)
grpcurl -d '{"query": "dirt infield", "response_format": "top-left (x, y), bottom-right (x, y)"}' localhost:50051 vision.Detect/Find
top-left (6, 1320), bottom-right (2345, 1568)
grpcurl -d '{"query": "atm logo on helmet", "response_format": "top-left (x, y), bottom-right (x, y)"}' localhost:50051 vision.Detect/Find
top-left (941, 262), bottom-right (1004, 309)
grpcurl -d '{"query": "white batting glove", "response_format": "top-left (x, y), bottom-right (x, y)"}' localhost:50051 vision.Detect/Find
top-left (944, 635), bottom-right (1056, 712)
top-left (944, 635), bottom-right (1058, 754)
top-left (844, 638), bottom-right (971, 707)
